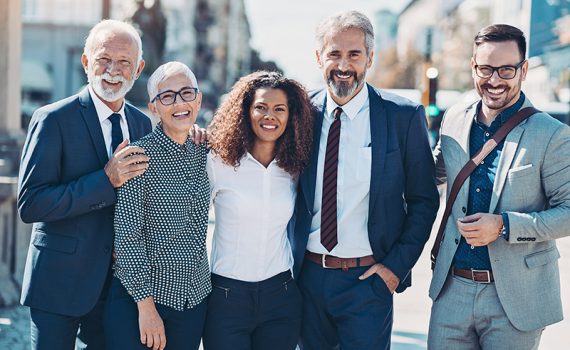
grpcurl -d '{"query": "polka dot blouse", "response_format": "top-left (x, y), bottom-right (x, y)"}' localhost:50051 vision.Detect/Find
top-left (113, 124), bottom-right (211, 311)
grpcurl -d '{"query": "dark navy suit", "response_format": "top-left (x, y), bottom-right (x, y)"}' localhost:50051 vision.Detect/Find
top-left (18, 87), bottom-right (152, 349)
top-left (291, 84), bottom-right (439, 349)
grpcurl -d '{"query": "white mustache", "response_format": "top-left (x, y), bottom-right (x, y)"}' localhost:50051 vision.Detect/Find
top-left (100, 73), bottom-right (127, 84)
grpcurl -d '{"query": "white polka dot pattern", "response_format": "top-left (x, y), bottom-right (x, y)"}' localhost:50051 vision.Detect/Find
top-left (113, 124), bottom-right (211, 311)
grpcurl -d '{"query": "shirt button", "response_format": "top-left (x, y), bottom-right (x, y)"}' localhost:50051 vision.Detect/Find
top-left (481, 160), bottom-right (485, 165)
top-left (476, 188), bottom-right (481, 193)
top-left (485, 132), bottom-right (490, 137)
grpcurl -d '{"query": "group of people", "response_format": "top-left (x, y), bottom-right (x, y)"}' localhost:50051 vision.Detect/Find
top-left (17, 9), bottom-right (570, 350)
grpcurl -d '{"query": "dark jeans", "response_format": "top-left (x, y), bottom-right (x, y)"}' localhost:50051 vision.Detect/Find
top-left (298, 261), bottom-right (394, 350)
top-left (104, 277), bottom-right (207, 350)
top-left (203, 270), bottom-right (302, 350)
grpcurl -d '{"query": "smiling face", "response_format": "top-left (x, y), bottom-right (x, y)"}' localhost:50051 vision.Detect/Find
top-left (317, 27), bottom-right (373, 106)
top-left (148, 73), bottom-right (202, 144)
top-left (472, 40), bottom-right (527, 118)
top-left (249, 88), bottom-right (289, 148)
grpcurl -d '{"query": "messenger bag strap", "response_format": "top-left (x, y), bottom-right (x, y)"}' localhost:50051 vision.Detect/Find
top-left (430, 106), bottom-right (539, 270)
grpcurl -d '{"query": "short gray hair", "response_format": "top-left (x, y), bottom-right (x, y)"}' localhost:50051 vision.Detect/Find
top-left (315, 11), bottom-right (375, 55)
top-left (147, 61), bottom-right (199, 100)
top-left (84, 19), bottom-right (143, 62)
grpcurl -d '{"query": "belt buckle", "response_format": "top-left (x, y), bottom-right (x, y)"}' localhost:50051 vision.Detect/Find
top-left (471, 269), bottom-right (491, 283)
top-left (321, 254), bottom-right (332, 269)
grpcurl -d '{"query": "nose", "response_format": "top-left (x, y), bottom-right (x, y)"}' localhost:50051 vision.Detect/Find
top-left (487, 70), bottom-right (502, 84)
top-left (105, 61), bottom-right (121, 75)
top-left (337, 57), bottom-right (350, 71)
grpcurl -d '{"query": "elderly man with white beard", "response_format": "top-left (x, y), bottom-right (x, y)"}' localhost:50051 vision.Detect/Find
top-left (17, 19), bottom-right (152, 350)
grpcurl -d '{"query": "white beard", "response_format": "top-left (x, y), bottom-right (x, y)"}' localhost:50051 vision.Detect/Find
top-left (88, 71), bottom-right (135, 102)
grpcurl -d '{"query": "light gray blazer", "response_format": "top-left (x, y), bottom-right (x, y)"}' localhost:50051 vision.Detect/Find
top-left (430, 96), bottom-right (570, 331)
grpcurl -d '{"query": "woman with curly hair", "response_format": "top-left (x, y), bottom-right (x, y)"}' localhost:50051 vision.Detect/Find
top-left (203, 71), bottom-right (313, 350)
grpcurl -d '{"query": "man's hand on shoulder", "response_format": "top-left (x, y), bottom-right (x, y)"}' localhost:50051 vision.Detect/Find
top-left (359, 263), bottom-right (400, 294)
top-left (104, 139), bottom-right (150, 188)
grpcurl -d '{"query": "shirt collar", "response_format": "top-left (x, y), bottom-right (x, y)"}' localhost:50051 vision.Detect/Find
top-left (244, 152), bottom-right (278, 168)
top-left (154, 122), bottom-right (193, 154)
top-left (325, 83), bottom-right (369, 121)
top-left (88, 85), bottom-right (126, 122)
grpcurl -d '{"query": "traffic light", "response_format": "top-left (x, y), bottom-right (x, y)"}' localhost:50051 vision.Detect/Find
top-left (426, 67), bottom-right (439, 117)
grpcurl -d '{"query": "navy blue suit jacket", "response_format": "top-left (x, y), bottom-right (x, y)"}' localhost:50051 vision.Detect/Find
top-left (18, 88), bottom-right (152, 316)
top-left (290, 84), bottom-right (439, 292)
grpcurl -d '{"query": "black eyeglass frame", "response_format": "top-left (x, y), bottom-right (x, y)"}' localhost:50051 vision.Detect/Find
top-left (151, 87), bottom-right (200, 105)
top-left (473, 59), bottom-right (526, 80)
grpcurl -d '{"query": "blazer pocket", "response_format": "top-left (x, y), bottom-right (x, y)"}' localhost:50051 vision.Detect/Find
top-left (524, 247), bottom-right (560, 268)
top-left (507, 164), bottom-right (536, 179)
top-left (32, 231), bottom-right (77, 254)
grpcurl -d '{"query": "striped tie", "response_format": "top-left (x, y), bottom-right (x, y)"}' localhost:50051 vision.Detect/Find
top-left (321, 107), bottom-right (342, 252)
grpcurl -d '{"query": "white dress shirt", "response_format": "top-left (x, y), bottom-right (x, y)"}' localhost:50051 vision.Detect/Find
top-left (207, 152), bottom-right (296, 282)
top-left (306, 85), bottom-right (373, 257)
top-left (88, 85), bottom-right (130, 158)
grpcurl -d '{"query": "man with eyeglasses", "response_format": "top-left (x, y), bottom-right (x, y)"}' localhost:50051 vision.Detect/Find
top-left (18, 20), bottom-right (152, 349)
top-left (428, 24), bottom-right (570, 349)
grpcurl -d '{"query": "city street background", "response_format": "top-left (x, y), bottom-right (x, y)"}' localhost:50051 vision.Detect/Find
top-left (1, 0), bottom-right (569, 348)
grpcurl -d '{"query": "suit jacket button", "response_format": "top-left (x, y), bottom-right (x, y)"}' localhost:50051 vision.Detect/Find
top-left (454, 238), bottom-right (459, 244)
top-left (104, 247), bottom-right (110, 253)
top-left (462, 207), bottom-right (467, 213)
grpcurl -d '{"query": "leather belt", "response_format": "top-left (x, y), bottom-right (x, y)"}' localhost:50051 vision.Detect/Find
top-left (305, 251), bottom-right (376, 271)
top-left (452, 267), bottom-right (494, 283)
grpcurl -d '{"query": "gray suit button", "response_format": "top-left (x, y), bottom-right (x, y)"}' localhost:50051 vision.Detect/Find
top-left (517, 237), bottom-right (522, 241)
top-left (455, 238), bottom-right (459, 244)
top-left (531, 238), bottom-right (536, 241)
top-left (462, 207), bottom-right (467, 213)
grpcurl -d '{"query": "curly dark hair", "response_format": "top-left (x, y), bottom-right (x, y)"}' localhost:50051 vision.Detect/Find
top-left (208, 71), bottom-right (314, 175)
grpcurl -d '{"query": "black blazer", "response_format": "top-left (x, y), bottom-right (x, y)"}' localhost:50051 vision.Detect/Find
top-left (18, 88), bottom-right (152, 316)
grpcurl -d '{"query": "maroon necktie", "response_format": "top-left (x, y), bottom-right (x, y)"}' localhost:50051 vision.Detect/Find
top-left (321, 107), bottom-right (342, 252)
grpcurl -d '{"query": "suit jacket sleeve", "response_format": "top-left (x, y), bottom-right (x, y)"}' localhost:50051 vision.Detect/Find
top-left (506, 124), bottom-right (570, 242)
top-left (382, 105), bottom-right (439, 281)
top-left (18, 108), bottom-right (117, 223)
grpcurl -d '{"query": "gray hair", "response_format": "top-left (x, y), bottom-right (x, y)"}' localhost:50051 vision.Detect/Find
top-left (84, 19), bottom-right (143, 62)
top-left (315, 11), bottom-right (375, 55)
top-left (147, 61), bottom-right (199, 100)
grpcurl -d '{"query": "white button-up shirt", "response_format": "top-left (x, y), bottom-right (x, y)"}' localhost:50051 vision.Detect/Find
top-left (207, 152), bottom-right (296, 282)
top-left (307, 86), bottom-right (373, 257)
top-left (88, 85), bottom-right (130, 158)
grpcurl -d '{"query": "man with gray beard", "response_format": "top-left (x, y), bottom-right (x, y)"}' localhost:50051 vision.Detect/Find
top-left (17, 20), bottom-right (152, 349)
top-left (290, 11), bottom-right (439, 349)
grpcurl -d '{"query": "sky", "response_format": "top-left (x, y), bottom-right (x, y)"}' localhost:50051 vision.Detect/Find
top-left (243, 0), bottom-right (410, 89)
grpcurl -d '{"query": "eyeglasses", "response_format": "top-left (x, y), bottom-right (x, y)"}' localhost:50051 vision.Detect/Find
top-left (152, 87), bottom-right (199, 105)
top-left (473, 60), bottom-right (526, 80)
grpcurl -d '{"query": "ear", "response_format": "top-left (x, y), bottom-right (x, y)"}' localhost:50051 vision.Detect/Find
top-left (81, 53), bottom-right (89, 74)
top-left (520, 60), bottom-right (528, 81)
top-left (195, 92), bottom-right (202, 111)
top-left (148, 101), bottom-right (160, 119)
top-left (134, 59), bottom-right (146, 80)
top-left (470, 57), bottom-right (476, 79)
top-left (316, 50), bottom-right (323, 67)
top-left (366, 51), bottom-right (374, 69)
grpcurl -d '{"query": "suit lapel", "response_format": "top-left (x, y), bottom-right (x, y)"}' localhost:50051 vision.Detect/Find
top-left (125, 104), bottom-right (139, 141)
top-left (78, 88), bottom-right (109, 166)
top-left (368, 85), bottom-right (387, 214)
top-left (456, 104), bottom-right (477, 204)
top-left (300, 90), bottom-right (326, 214)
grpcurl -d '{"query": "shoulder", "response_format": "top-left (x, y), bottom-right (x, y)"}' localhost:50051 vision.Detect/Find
top-left (370, 86), bottom-right (420, 111)
top-left (125, 103), bottom-right (152, 125)
top-left (129, 131), bottom-right (156, 149)
top-left (31, 94), bottom-right (82, 124)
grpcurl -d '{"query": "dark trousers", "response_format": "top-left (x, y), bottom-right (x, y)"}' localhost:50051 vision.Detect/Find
top-left (30, 273), bottom-right (110, 350)
top-left (298, 260), bottom-right (394, 350)
top-left (202, 270), bottom-right (302, 350)
top-left (104, 277), bottom-right (207, 350)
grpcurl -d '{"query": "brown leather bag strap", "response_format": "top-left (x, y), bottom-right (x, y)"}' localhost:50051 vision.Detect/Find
top-left (430, 106), bottom-right (539, 270)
